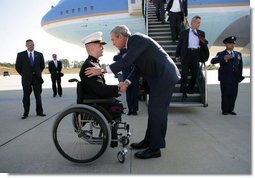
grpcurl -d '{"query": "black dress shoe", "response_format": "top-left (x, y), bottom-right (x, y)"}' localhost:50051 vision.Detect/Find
top-left (127, 111), bottom-right (132, 115)
top-left (132, 111), bottom-right (138, 115)
top-left (21, 115), bottom-right (28, 119)
top-left (131, 141), bottom-right (149, 149)
top-left (37, 113), bottom-right (46, 117)
top-left (228, 111), bottom-right (237, 115)
top-left (182, 93), bottom-right (187, 102)
top-left (135, 148), bottom-right (161, 159)
top-left (187, 90), bottom-right (194, 94)
top-left (222, 112), bottom-right (228, 115)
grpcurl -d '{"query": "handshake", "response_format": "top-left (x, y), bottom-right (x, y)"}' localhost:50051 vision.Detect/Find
top-left (118, 80), bottom-right (129, 92)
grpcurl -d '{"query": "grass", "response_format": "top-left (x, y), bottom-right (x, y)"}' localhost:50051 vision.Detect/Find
top-left (0, 66), bottom-right (80, 75)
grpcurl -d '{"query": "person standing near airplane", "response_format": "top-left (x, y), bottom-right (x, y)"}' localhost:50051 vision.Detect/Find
top-left (151, 0), bottom-right (166, 24)
top-left (48, 54), bottom-right (63, 97)
top-left (166, 0), bottom-right (188, 42)
top-left (211, 36), bottom-right (244, 115)
top-left (113, 48), bottom-right (140, 116)
top-left (85, 25), bottom-right (180, 159)
top-left (15, 39), bottom-right (46, 119)
top-left (175, 16), bottom-right (207, 101)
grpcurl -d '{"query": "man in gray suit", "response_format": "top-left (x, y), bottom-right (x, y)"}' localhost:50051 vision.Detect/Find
top-left (15, 39), bottom-right (46, 119)
top-left (85, 25), bottom-right (180, 159)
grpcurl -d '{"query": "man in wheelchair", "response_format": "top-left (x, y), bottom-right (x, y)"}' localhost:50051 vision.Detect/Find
top-left (79, 32), bottom-right (129, 147)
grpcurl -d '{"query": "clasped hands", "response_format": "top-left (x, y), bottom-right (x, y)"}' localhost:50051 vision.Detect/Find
top-left (84, 62), bottom-right (129, 93)
top-left (118, 81), bottom-right (129, 93)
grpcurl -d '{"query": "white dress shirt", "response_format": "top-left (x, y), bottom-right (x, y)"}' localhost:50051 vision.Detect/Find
top-left (170, 0), bottom-right (182, 13)
top-left (188, 28), bottom-right (200, 49)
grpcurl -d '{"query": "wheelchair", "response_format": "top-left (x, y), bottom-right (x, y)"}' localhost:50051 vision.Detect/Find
top-left (52, 79), bottom-right (131, 164)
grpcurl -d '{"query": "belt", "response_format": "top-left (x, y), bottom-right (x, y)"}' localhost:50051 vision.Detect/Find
top-left (188, 48), bottom-right (199, 51)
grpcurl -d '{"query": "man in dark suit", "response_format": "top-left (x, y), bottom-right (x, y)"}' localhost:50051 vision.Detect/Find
top-left (48, 54), bottom-right (63, 97)
top-left (176, 15), bottom-right (206, 101)
top-left (211, 36), bottom-right (244, 115)
top-left (151, 0), bottom-right (166, 24)
top-left (166, 0), bottom-right (188, 41)
top-left (79, 32), bottom-right (127, 99)
top-left (113, 48), bottom-right (139, 116)
top-left (85, 25), bottom-right (180, 159)
top-left (15, 39), bottom-right (46, 119)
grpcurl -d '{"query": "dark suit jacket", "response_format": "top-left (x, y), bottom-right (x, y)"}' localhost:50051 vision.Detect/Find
top-left (79, 55), bottom-right (119, 99)
top-left (110, 33), bottom-right (180, 85)
top-left (211, 50), bottom-right (244, 83)
top-left (15, 50), bottom-right (45, 86)
top-left (175, 28), bottom-right (205, 59)
top-left (48, 60), bottom-right (62, 78)
top-left (166, 0), bottom-right (188, 17)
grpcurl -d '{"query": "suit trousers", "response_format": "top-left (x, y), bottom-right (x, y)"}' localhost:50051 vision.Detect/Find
top-left (180, 49), bottom-right (199, 93)
top-left (220, 82), bottom-right (238, 113)
top-left (169, 11), bottom-right (182, 40)
top-left (22, 75), bottom-right (43, 115)
top-left (126, 80), bottom-right (139, 113)
top-left (51, 76), bottom-right (62, 96)
top-left (154, 1), bottom-right (165, 21)
top-left (143, 67), bottom-right (176, 149)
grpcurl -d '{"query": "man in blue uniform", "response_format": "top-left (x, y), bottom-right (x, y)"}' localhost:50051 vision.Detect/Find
top-left (211, 36), bottom-right (244, 115)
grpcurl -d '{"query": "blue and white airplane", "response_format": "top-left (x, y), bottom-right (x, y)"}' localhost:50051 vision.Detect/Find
top-left (41, 0), bottom-right (250, 59)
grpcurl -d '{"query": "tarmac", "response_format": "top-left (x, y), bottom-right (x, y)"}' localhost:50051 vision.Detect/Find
top-left (0, 70), bottom-right (251, 174)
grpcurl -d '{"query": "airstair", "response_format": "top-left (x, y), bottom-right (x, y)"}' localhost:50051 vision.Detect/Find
top-left (144, 0), bottom-right (208, 107)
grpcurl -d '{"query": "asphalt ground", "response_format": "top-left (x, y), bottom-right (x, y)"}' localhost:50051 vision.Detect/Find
top-left (0, 72), bottom-right (251, 175)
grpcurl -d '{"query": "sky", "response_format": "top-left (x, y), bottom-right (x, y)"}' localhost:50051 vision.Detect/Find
top-left (0, 0), bottom-right (115, 64)
top-left (0, 0), bottom-right (254, 65)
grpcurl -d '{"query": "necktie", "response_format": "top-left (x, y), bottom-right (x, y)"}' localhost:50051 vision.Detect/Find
top-left (192, 29), bottom-right (207, 44)
top-left (230, 51), bottom-right (234, 57)
top-left (29, 52), bottom-right (34, 65)
top-left (179, 0), bottom-right (183, 11)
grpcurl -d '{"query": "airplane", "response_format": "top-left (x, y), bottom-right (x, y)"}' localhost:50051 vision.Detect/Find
top-left (41, 0), bottom-right (250, 63)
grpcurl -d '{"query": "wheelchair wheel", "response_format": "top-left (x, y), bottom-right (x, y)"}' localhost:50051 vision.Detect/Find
top-left (53, 104), bottom-right (111, 164)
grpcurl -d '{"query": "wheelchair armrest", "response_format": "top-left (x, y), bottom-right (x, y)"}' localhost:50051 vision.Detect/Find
top-left (82, 98), bottom-right (115, 104)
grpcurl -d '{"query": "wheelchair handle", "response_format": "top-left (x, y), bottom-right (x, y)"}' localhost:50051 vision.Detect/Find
top-left (68, 78), bottom-right (79, 83)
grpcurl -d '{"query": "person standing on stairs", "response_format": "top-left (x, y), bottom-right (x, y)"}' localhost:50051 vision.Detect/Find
top-left (150, 0), bottom-right (166, 24)
top-left (175, 16), bottom-right (206, 102)
top-left (166, 0), bottom-right (188, 42)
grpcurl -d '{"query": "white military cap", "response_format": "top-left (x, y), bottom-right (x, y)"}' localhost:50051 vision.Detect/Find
top-left (81, 32), bottom-right (107, 45)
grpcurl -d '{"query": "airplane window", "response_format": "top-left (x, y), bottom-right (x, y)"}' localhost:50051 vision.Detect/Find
top-left (131, 0), bottom-right (136, 3)
top-left (78, 8), bottom-right (81, 12)
top-left (72, 9), bottom-right (75, 13)
top-left (84, 7), bottom-right (87, 11)
top-left (90, 6), bottom-right (94, 10)
top-left (65, 10), bottom-right (69, 14)
top-left (60, 11), bottom-right (63, 15)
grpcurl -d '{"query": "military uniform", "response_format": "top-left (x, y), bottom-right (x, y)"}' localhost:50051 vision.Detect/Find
top-left (79, 55), bottom-right (119, 99)
top-left (211, 36), bottom-right (244, 115)
top-left (79, 32), bottom-right (119, 99)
